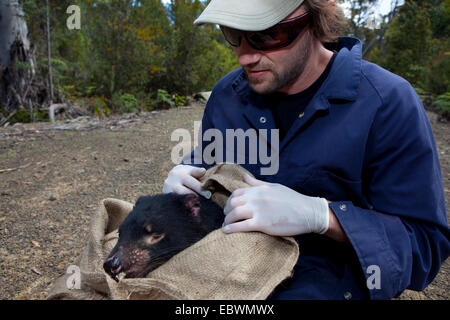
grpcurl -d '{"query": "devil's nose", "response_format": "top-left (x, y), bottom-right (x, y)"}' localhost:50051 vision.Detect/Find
top-left (103, 256), bottom-right (121, 273)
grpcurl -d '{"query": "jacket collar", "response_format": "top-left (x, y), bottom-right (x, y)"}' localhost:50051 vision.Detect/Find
top-left (231, 37), bottom-right (362, 103)
top-left (321, 37), bottom-right (362, 101)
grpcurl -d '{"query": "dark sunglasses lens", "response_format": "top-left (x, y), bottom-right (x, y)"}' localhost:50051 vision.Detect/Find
top-left (220, 12), bottom-right (310, 51)
top-left (247, 26), bottom-right (290, 50)
top-left (220, 26), bottom-right (241, 47)
top-left (249, 12), bottom-right (310, 50)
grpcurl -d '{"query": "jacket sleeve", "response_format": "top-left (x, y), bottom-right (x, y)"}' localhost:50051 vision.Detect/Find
top-left (330, 81), bottom-right (450, 299)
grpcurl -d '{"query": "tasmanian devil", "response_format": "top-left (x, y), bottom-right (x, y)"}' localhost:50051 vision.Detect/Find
top-left (103, 192), bottom-right (224, 281)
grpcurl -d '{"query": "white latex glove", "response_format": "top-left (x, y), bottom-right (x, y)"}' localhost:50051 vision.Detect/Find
top-left (162, 164), bottom-right (211, 199)
top-left (222, 174), bottom-right (330, 236)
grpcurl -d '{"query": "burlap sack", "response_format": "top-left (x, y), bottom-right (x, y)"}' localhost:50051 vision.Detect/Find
top-left (200, 162), bottom-right (253, 208)
top-left (47, 163), bottom-right (299, 300)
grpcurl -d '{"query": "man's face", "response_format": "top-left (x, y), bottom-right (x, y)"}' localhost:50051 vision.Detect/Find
top-left (232, 6), bottom-right (312, 95)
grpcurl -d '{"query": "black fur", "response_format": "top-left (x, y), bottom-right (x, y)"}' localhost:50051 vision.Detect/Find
top-left (103, 193), bottom-right (223, 281)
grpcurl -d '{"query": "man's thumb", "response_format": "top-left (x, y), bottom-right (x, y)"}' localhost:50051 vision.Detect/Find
top-left (190, 166), bottom-right (206, 178)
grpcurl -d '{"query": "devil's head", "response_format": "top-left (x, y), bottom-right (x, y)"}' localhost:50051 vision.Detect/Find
top-left (103, 193), bottom-right (222, 281)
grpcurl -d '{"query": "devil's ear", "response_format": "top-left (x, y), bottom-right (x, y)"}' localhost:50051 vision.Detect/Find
top-left (135, 195), bottom-right (150, 207)
top-left (135, 197), bottom-right (143, 206)
top-left (183, 193), bottom-right (201, 218)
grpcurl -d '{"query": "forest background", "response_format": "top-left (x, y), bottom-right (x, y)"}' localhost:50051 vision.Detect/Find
top-left (0, 0), bottom-right (449, 123)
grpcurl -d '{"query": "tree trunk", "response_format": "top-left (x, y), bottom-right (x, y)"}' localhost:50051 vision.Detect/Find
top-left (362, 0), bottom-right (401, 59)
top-left (46, 0), bottom-right (53, 106)
top-left (0, 0), bottom-right (45, 122)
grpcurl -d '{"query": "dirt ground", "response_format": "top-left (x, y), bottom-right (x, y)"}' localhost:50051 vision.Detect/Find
top-left (0, 102), bottom-right (448, 300)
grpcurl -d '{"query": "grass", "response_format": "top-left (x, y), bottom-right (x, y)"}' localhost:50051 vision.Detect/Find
top-left (0, 150), bottom-right (17, 159)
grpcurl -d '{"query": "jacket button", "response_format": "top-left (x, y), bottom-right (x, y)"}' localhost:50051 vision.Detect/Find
top-left (298, 112), bottom-right (305, 118)
top-left (259, 116), bottom-right (267, 124)
top-left (344, 291), bottom-right (352, 300)
top-left (339, 204), bottom-right (347, 211)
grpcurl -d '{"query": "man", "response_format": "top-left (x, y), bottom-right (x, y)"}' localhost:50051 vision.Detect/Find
top-left (163, 0), bottom-right (450, 299)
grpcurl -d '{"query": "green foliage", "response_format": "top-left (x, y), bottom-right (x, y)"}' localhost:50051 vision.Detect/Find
top-left (0, 150), bottom-right (17, 159)
top-left (15, 0), bottom-right (448, 121)
top-left (90, 96), bottom-right (111, 117)
top-left (3, 107), bottom-right (48, 124)
top-left (19, 0), bottom-right (240, 116)
top-left (13, 61), bottom-right (33, 71)
top-left (433, 92), bottom-right (450, 119)
top-left (174, 95), bottom-right (187, 107)
top-left (368, 0), bottom-right (449, 97)
top-left (85, 86), bottom-right (98, 96)
top-left (414, 87), bottom-right (433, 108)
top-left (195, 39), bottom-right (240, 91)
top-left (49, 58), bottom-right (69, 71)
top-left (111, 92), bottom-right (139, 113)
top-left (414, 87), bottom-right (427, 101)
top-left (156, 89), bottom-right (175, 108)
top-left (382, 1), bottom-right (432, 87)
top-left (428, 49), bottom-right (450, 95)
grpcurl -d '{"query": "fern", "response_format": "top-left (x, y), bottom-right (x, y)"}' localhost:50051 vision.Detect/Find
top-left (156, 89), bottom-right (174, 107)
top-left (433, 92), bottom-right (450, 113)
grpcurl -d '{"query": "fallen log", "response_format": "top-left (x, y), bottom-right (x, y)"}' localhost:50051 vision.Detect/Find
top-left (48, 103), bottom-right (68, 122)
top-left (0, 109), bottom-right (17, 127)
top-left (0, 162), bottom-right (31, 173)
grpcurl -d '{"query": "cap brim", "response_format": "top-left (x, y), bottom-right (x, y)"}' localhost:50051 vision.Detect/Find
top-left (194, 0), bottom-right (304, 31)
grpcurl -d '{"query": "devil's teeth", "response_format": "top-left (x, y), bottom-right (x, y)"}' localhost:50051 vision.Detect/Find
top-left (112, 265), bottom-right (122, 274)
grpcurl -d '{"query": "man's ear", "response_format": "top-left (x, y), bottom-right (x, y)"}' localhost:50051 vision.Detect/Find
top-left (183, 193), bottom-right (201, 218)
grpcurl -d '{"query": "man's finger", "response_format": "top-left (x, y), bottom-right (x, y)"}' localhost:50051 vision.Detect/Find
top-left (224, 195), bottom-right (246, 215)
top-left (229, 187), bottom-right (246, 199)
top-left (223, 206), bottom-right (253, 226)
top-left (222, 219), bottom-right (256, 234)
top-left (182, 175), bottom-right (209, 197)
top-left (171, 185), bottom-right (199, 196)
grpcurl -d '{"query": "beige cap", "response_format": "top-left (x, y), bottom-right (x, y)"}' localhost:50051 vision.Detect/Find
top-left (194, 0), bottom-right (305, 31)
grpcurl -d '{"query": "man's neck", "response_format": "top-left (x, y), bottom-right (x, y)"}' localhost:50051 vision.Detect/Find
top-left (279, 40), bottom-right (333, 95)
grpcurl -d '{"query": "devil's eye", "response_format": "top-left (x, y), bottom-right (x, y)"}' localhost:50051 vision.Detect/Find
top-left (151, 234), bottom-right (163, 241)
top-left (144, 224), bottom-right (152, 233)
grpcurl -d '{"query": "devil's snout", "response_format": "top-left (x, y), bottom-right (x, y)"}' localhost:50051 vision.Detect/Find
top-left (103, 256), bottom-right (123, 281)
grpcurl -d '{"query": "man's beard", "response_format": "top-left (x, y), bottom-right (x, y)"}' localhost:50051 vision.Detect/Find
top-left (246, 30), bottom-right (312, 95)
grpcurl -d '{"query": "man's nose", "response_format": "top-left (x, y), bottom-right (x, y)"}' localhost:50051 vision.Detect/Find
top-left (235, 38), bottom-right (262, 66)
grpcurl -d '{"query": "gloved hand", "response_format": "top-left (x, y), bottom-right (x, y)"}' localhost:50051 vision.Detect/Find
top-left (222, 174), bottom-right (330, 236)
top-left (163, 164), bottom-right (211, 199)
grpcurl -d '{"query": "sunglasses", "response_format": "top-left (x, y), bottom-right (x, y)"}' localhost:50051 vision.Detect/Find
top-left (220, 11), bottom-right (311, 51)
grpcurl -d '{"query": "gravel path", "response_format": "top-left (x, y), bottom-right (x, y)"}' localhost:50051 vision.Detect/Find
top-left (0, 103), bottom-right (448, 300)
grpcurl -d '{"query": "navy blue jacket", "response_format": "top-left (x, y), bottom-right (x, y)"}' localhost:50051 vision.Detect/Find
top-left (183, 37), bottom-right (450, 299)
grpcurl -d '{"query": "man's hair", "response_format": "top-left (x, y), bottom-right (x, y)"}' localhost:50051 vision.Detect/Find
top-left (304, 0), bottom-right (348, 43)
